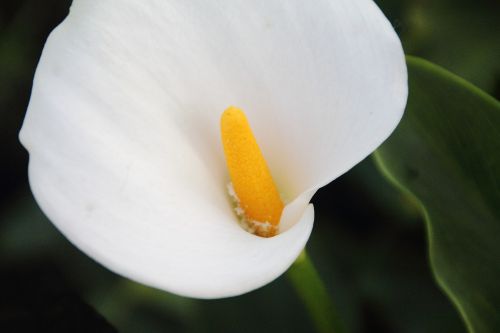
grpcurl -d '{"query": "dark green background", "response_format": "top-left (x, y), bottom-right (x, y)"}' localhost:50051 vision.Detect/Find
top-left (1, 1), bottom-right (498, 332)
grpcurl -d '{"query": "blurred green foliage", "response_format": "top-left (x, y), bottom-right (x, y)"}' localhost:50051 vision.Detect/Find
top-left (1, 1), bottom-right (498, 332)
top-left (377, 0), bottom-right (500, 95)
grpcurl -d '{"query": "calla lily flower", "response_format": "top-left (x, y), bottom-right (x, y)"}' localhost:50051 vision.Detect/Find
top-left (20, 0), bottom-right (407, 298)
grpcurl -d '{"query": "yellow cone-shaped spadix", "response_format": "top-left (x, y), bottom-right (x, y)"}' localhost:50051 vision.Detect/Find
top-left (221, 106), bottom-right (284, 237)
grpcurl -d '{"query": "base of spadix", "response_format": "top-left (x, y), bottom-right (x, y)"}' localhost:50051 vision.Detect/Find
top-left (227, 183), bottom-right (278, 237)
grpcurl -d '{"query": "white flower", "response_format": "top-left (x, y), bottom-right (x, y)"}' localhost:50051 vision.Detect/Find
top-left (20, 0), bottom-right (407, 298)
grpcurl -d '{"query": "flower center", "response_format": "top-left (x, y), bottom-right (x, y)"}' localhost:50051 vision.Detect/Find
top-left (220, 106), bottom-right (284, 237)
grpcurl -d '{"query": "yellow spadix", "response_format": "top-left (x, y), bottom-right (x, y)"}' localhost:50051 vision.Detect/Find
top-left (220, 106), bottom-right (284, 237)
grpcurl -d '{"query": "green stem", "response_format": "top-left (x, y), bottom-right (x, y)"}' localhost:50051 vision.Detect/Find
top-left (287, 250), bottom-right (345, 333)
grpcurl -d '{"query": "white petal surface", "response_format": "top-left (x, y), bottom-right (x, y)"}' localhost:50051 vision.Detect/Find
top-left (20, 0), bottom-right (406, 298)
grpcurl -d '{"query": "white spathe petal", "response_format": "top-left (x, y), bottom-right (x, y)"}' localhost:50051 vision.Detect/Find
top-left (20, 0), bottom-right (406, 298)
top-left (28, 146), bottom-right (314, 298)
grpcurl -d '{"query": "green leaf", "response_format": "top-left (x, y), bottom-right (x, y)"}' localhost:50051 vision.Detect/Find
top-left (374, 56), bottom-right (500, 333)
